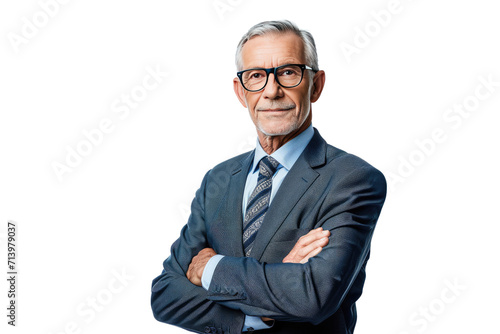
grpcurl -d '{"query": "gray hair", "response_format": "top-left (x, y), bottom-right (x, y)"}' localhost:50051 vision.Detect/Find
top-left (235, 20), bottom-right (319, 72)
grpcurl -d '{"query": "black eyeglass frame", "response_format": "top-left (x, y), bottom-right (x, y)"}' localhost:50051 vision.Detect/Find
top-left (236, 64), bottom-right (316, 92)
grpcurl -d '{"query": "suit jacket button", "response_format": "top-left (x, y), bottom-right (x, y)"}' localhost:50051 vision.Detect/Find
top-left (210, 326), bottom-right (217, 333)
top-left (204, 326), bottom-right (211, 333)
top-left (247, 327), bottom-right (254, 333)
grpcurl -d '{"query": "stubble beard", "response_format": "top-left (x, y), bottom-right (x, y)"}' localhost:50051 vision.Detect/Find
top-left (255, 108), bottom-right (310, 137)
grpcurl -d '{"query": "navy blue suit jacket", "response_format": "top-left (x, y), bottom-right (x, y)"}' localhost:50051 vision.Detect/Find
top-left (151, 129), bottom-right (387, 334)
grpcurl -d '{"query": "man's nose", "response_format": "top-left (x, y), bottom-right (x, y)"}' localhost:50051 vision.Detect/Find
top-left (262, 73), bottom-right (283, 99)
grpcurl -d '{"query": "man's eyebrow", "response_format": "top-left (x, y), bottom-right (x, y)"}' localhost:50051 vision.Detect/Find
top-left (243, 61), bottom-right (302, 70)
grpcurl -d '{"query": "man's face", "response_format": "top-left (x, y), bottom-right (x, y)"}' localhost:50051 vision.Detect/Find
top-left (234, 33), bottom-right (321, 137)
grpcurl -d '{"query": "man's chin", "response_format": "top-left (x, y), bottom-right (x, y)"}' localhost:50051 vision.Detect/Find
top-left (257, 123), bottom-right (297, 137)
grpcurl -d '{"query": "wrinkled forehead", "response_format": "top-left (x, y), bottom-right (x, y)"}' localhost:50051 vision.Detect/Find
top-left (240, 32), bottom-right (306, 69)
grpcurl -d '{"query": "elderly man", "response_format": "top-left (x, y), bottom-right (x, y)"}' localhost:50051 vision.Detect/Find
top-left (151, 20), bottom-right (386, 334)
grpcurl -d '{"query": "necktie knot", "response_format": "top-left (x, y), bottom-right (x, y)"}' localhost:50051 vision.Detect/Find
top-left (259, 156), bottom-right (279, 178)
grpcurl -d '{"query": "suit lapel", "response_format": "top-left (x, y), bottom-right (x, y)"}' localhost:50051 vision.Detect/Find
top-left (219, 152), bottom-right (254, 258)
top-left (248, 129), bottom-right (327, 261)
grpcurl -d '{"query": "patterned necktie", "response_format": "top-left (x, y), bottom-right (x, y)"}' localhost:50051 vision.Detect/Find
top-left (243, 156), bottom-right (280, 257)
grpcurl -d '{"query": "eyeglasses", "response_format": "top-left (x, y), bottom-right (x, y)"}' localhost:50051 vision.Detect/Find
top-left (237, 64), bottom-right (315, 92)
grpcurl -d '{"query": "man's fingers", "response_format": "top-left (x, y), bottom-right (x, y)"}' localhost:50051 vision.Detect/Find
top-left (296, 236), bottom-right (329, 258)
top-left (198, 248), bottom-right (216, 257)
top-left (186, 247), bottom-right (217, 286)
top-left (299, 247), bottom-right (323, 264)
top-left (296, 229), bottom-right (330, 249)
top-left (186, 264), bottom-right (193, 280)
top-left (282, 228), bottom-right (331, 263)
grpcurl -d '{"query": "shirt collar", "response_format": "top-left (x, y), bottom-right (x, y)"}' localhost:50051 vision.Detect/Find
top-left (251, 125), bottom-right (314, 173)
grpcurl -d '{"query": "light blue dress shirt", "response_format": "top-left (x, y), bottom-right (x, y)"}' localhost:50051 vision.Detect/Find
top-left (201, 125), bottom-right (314, 331)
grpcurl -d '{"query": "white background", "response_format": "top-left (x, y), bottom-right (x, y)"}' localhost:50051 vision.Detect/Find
top-left (1, 0), bottom-right (499, 333)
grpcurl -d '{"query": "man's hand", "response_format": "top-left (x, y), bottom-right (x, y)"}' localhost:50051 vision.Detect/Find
top-left (261, 229), bottom-right (330, 323)
top-left (187, 248), bottom-right (217, 286)
top-left (282, 227), bottom-right (330, 264)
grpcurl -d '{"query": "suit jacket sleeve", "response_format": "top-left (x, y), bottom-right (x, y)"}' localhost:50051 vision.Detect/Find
top-left (151, 171), bottom-right (246, 334)
top-left (205, 165), bottom-right (387, 325)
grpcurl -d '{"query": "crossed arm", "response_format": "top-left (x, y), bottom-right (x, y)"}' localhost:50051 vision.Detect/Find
top-left (186, 227), bottom-right (331, 322)
top-left (151, 165), bottom-right (386, 333)
top-left (187, 227), bottom-right (331, 285)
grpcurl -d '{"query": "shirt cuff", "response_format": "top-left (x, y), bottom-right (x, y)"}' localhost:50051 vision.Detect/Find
top-left (201, 254), bottom-right (225, 290)
top-left (243, 316), bottom-right (274, 332)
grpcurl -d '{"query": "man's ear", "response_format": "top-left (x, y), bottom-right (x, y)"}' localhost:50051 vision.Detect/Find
top-left (233, 77), bottom-right (248, 108)
top-left (310, 70), bottom-right (326, 103)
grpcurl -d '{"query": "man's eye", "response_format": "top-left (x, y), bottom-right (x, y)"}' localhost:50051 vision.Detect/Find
top-left (278, 67), bottom-right (299, 76)
top-left (251, 72), bottom-right (263, 79)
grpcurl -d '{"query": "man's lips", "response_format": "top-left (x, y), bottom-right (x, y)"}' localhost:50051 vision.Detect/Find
top-left (257, 106), bottom-right (295, 112)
